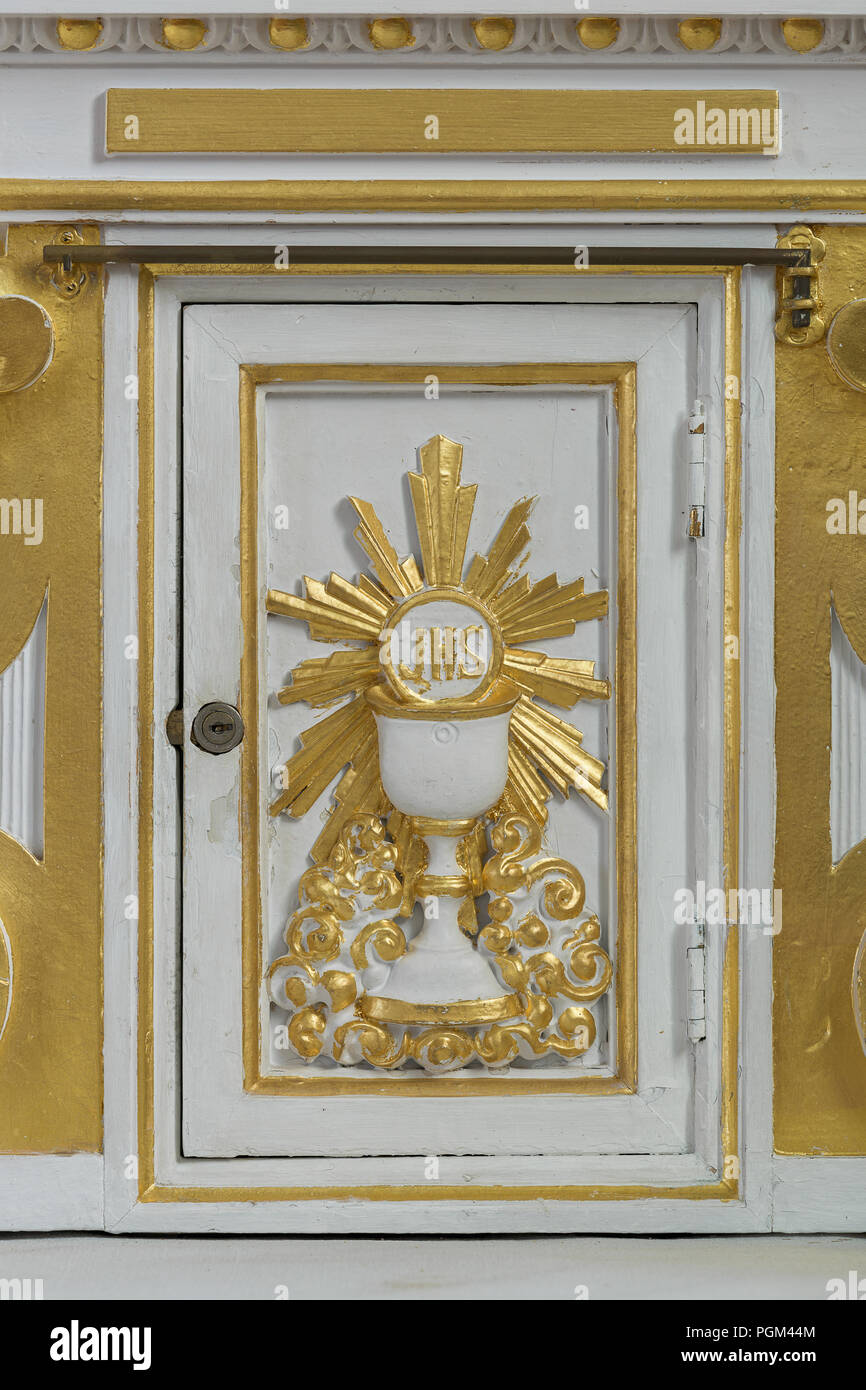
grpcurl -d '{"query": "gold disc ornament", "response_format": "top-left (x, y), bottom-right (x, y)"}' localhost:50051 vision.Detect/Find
top-left (827, 300), bottom-right (866, 393)
top-left (0, 296), bottom-right (54, 393)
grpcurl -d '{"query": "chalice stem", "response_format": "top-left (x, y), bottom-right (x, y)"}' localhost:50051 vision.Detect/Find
top-left (363, 822), bottom-right (519, 1025)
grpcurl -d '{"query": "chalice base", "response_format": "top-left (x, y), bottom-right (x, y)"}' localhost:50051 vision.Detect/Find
top-left (361, 826), bottom-right (521, 1027)
top-left (361, 914), bottom-right (521, 1026)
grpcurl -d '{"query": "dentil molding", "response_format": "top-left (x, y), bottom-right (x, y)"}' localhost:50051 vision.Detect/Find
top-left (1, 15), bottom-right (865, 61)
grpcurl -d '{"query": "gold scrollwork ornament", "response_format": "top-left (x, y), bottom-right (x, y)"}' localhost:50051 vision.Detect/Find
top-left (269, 811), bottom-right (611, 1074)
top-left (477, 815), bottom-right (611, 1062)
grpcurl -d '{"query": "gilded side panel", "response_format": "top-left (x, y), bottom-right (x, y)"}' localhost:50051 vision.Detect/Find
top-left (774, 223), bottom-right (866, 1154)
top-left (0, 225), bottom-right (103, 1152)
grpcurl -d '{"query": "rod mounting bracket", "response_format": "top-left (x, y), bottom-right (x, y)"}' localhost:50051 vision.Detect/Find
top-left (46, 227), bottom-right (89, 300)
top-left (775, 224), bottom-right (826, 347)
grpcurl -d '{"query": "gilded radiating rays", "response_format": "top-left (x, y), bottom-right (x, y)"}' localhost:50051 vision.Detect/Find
top-left (267, 435), bottom-right (610, 859)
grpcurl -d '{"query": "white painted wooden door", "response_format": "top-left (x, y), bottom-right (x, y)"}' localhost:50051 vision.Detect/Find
top-left (177, 289), bottom-right (730, 1203)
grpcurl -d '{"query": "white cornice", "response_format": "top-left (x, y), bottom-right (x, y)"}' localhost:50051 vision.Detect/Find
top-left (1, 15), bottom-right (866, 61)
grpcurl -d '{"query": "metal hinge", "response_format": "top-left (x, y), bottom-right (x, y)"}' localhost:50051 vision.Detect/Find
top-left (774, 224), bottom-right (826, 347)
top-left (687, 399), bottom-right (706, 539)
top-left (687, 921), bottom-right (707, 1042)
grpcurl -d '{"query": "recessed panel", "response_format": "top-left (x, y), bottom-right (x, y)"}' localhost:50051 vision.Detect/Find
top-left (258, 374), bottom-right (618, 1084)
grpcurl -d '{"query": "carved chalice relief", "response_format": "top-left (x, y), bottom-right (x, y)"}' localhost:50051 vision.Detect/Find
top-left (267, 435), bottom-right (613, 1074)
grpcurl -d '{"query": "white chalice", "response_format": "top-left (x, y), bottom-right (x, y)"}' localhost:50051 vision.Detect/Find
top-left (360, 587), bottom-right (522, 1026)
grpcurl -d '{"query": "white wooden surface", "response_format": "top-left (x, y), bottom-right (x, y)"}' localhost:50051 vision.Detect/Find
top-left (773, 1158), bottom-right (866, 1233)
top-left (0, 1156), bottom-right (103, 1231)
top-left (736, 267), bottom-right (776, 1229)
top-left (101, 261), bottom-right (148, 1236)
top-left (1, 45), bottom-right (866, 186)
top-left (2, 3), bottom-right (860, 18)
top-left (1, 1231), bottom-right (864, 1299)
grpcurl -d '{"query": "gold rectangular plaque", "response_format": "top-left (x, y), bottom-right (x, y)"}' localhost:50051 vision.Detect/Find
top-left (106, 89), bottom-right (780, 156)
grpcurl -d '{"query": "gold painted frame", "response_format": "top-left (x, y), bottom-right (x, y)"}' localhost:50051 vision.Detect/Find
top-left (238, 362), bottom-right (636, 1098)
top-left (136, 259), bottom-right (741, 1203)
top-left (4, 178), bottom-right (866, 212)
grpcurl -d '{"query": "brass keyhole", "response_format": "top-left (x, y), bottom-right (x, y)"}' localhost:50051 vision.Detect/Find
top-left (190, 702), bottom-right (245, 755)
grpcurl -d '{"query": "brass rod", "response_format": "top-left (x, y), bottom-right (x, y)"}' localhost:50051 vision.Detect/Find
top-left (42, 244), bottom-right (806, 269)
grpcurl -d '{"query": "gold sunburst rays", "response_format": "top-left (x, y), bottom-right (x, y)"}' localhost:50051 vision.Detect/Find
top-left (348, 496), bottom-right (423, 598)
top-left (270, 697), bottom-right (375, 818)
top-left (498, 743), bottom-right (552, 828)
top-left (493, 574), bottom-right (609, 644)
top-left (408, 434), bottom-right (477, 586)
top-left (268, 434), bottom-right (610, 854)
top-left (492, 700), bottom-right (609, 827)
top-left (270, 695), bottom-right (390, 864)
top-left (461, 492), bottom-right (608, 645)
top-left (503, 649), bottom-right (611, 708)
top-left (276, 648), bottom-right (380, 708)
top-left (267, 572), bottom-right (390, 642)
top-left (464, 496), bottom-right (534, 602)
top-left (510, 697), bottom-right (608, 814)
